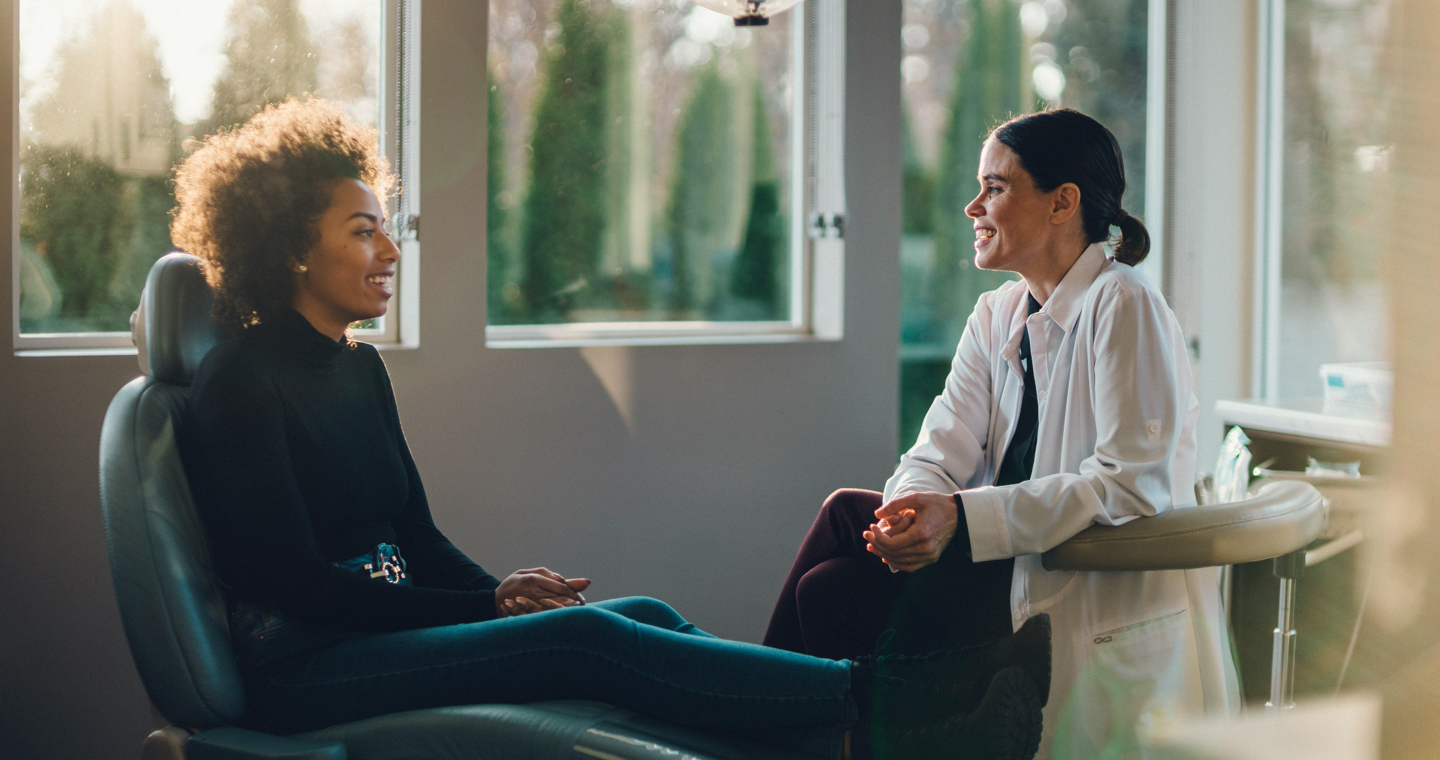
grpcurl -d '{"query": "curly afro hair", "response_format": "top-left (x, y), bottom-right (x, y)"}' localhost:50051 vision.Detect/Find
top-left (171, 98), bottom-right (395, 328)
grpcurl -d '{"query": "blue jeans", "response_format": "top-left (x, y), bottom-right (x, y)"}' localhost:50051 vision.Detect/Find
top-left (231, 596), bottom-right (853, 759)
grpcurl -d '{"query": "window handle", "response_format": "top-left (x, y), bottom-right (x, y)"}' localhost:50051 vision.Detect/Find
top-left (808, 212), bottom-right (845, 239)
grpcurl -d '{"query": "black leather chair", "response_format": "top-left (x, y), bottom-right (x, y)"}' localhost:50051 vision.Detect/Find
top-left (100, 253), bottom-right (811, 760)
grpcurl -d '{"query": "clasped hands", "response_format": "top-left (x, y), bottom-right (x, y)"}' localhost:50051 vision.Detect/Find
top-left (489, 493), bottom-right (959, 616)
top-left (862, 491), bottom-right (960, 574)
top-left (495, 567), bottom-right (591, 618)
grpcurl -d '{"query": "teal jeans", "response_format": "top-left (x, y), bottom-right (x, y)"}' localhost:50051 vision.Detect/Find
top-left (230, 596), bottom-right (854, 758)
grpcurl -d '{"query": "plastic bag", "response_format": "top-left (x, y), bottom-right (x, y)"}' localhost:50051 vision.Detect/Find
top-left (1213, 426), bottom-right (1252, 504)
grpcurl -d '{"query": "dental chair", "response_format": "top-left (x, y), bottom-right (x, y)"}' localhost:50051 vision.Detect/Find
top-left (1042, 479), bottom-right (1327, 712)
top-left (99, 253), bottom-right (810, 760)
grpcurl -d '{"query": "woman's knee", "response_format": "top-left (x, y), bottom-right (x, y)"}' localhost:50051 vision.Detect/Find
top-left (820, 488), bottom-right (883, 519)
top-left (594, 596), bottom-right (686, 629)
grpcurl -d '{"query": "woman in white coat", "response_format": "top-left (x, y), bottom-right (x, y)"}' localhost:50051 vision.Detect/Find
top-left (765, 109), bottom-right (1238, 759)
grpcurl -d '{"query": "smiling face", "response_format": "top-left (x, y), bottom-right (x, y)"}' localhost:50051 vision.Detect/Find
top-left (290, 178), bottom-right (399, 340)
top-left (964, 139), bottom-right (1061, 276)
top-left (963, 139), bottom-right (1088, 292)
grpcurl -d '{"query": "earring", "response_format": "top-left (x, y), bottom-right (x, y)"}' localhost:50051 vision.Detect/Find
top-left (296, 264), bottom-right (308, 273)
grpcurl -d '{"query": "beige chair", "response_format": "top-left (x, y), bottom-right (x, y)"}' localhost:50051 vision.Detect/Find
top-left (1042, 480), bottom-right (1327, 711)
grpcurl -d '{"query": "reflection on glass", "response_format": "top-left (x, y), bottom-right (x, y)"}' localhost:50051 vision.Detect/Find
top-left (486, 0), bottom-right (794, 325)
top-left (1276, 0), bottom-right (1393, 397)
top-left (19, 0), bottom-right (381, 335)
top-left (898, 0), bottom-right (1148, 451)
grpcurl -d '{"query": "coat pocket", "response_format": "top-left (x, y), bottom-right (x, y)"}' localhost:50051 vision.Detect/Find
top-left (1053, 609), bottom-right (1203, 760)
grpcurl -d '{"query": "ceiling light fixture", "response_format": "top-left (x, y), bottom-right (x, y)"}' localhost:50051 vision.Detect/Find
top-left (691, 0), bottom-right (805, 27)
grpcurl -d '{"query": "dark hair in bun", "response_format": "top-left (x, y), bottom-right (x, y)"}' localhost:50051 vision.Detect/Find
top-left (991, 109), bottom-right (1149, 265)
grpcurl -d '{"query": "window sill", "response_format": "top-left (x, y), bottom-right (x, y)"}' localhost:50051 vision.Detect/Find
top-left (15, 334), bottom-right (413, 357)
top-left (14, 346), bottom-right (139, 358)
top-left (485, 321), bottom-right (839, 349)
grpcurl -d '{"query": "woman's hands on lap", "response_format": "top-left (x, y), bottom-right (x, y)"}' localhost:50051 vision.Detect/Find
top-left (496, 567), bottom-right (591, 617)
top-left (863, 492), bottom-right (959, 573)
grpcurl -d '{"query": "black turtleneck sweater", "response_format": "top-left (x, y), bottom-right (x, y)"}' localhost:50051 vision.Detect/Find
top-left (179, 309), bottom-right (501, 632)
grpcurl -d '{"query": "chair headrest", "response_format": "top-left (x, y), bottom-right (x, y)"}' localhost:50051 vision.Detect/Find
top-left (133, 253), bottom-right (221, 384)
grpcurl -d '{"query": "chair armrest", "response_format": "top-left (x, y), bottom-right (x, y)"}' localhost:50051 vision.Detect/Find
top-left (1041, 481), bottom-right (1326, 572)
top-left (187, 727), bottom-right (346, 760)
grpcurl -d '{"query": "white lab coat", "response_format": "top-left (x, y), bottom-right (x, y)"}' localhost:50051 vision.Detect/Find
top-left (885, 244), bottom-right (1239, 759)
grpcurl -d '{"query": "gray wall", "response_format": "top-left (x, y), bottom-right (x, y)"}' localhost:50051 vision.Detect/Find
top-left (0, 2), bottom-right (901, 758)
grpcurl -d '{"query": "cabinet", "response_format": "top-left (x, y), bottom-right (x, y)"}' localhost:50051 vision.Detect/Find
top-left (1214, 398), bottom-right (1389, 704)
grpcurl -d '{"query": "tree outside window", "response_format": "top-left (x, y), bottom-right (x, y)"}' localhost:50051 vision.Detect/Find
top-left (485, 0), bottom-right (795, 327)
top-left (19, 0), bottom-right (381, 335)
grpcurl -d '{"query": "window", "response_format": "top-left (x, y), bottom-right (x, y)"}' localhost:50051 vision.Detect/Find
top-left (1254, 0), bottom-right (1392, 399)
top-left (484, 0), bottom-right (832, 346)
top-left (898, 0), bottom-right (1156, 449)
top-left (15, 0), bottom-right (417, 351)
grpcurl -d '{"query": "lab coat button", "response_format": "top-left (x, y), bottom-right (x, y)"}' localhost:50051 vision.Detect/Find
top-left (1014, 612), bottom-right (1024, 621)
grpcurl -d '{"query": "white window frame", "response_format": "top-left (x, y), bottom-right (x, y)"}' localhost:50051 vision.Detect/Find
top-left (483, 0), bottom-right (846, 349)
top-left (1251, 0), bottom-right (1285, 400)
top-left (1138, 0), bottom-right (1169, 294)
top-left (10, 0), bottom-right (421, 355)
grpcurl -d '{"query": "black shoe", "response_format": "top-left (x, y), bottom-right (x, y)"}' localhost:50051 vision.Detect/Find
top-left (854, 666), bottom-right (1043, 760)
top-left (957, 667), bottom-right (1044, 760)
top-left (977, 613), bottom-right (1052, 708)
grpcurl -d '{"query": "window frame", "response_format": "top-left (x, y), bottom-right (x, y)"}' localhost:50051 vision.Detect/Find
top-left (482, 0), bottom-right (847, 349)
top-left (1140, 0), bottom-right (1170, 294)
top-left (10, 0), bottom-right (421, 355)
top-left (1252, 0), bottom-right (1285, 400)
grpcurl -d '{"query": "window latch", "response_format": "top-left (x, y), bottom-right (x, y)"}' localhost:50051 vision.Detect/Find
top-left (807, 212), bottom-right (845, 239)
top-left (396, 214), bottom-right (419, 242)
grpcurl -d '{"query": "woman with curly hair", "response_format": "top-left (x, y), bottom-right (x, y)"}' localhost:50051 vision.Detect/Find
top-left (174, 98), bottom-right (1050, 760)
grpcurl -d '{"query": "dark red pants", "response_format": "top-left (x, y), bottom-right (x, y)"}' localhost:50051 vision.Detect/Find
top-left (763, 489), bottom-right (1014, 660)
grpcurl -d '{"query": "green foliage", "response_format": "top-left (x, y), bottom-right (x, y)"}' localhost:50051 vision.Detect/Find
top-left (520, 0), bottom-right (614, 321)
top-left (20, 146), bottom-right (128, 320)
top-left (487, 78), bottom-right (513, 322)
top-left (108, 174), bottom-right (177, 318)
top-left (903, 110), bottom-right (935, 236)
top-left (1050, 0), bottom-right (1148, 227)
top-left (729, 84), bottom-right (783, 317)
top-left (204, 0), bottom-right (318, 134)
top-left (928, 0), bottom-right (1025, 347)
top-left (731, 183), bottom-right (782, 312)
top-left (748, 81), bottom-right (777, 186)
top-left (18, 146), bottom-right (175, 331)
top-left (665, 63), bottom-right (741, 315)
top-left (597, 16), bottom-right (647, 315)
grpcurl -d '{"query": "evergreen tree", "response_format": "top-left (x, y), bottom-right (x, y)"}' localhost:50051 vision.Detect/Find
top-left (903, 109), bottom-right (935, 236)
top-left (19, 146), bottom-right (128, 319)
top-left (929, 0), bottom-right (1025, 347)
top-left (1051, 0), bottom-right (1148, 227)
top-left (665, 63), bottom-right (740, 316)
top-left (599, 13), bottom-right (643, 310)
top-left (487, 77), bottom-right (511, 322)
top-left (204, 0), bottom-right (318, 134)
top-left (21, 0), bottom-right (177, 330)
top-left (729, 83), bottom-right (783, 317)
top-left (520, 0), bottom-right (613, 321)
top-left (107, 174), bottom-right (179, 320)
